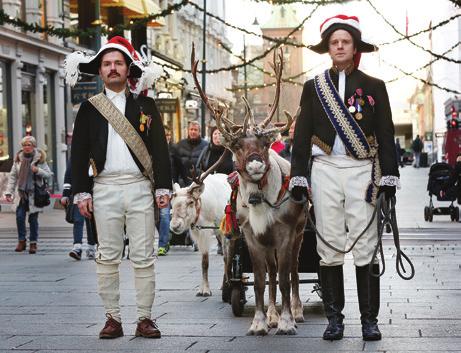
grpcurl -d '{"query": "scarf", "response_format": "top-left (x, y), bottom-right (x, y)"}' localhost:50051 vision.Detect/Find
top-left (17, 152), bottom-right (35, 200)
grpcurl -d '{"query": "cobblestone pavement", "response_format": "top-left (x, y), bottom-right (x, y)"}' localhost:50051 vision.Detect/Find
top-left (0, 166), bottom-right (460, 352)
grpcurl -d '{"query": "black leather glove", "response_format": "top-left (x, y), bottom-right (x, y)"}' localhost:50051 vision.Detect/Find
top-left (291, 186), bottom-right (308, 202)
top-left (378, 185), bottom-right (396, 200)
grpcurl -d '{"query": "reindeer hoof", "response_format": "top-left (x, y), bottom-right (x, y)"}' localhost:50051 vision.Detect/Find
top-left (196, 291), bottom-right (212, 297)
top-left (276, 326), bottom-right (297, 335)
top-left (247, 328), bottom-right (268, 336)
top-left (294, 315), bottom-right (305, 323)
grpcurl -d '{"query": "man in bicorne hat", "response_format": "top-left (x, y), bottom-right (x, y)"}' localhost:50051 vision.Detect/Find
top-left (65, 36), bottom-right (171, 339)
top-left (289, 15), bottom-right (400, 341)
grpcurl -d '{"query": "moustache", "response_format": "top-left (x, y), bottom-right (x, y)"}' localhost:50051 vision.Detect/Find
top-left (108, 71), bottom-right (120, 77)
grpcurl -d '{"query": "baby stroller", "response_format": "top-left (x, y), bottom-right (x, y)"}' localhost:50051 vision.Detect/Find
top-left (424, 162), bottom-right (459, 222)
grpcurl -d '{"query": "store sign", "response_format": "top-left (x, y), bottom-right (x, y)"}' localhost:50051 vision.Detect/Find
top-left (71, 82), bottom-right (98, 104)
top-left (156, 98), bottom-right (178, 114)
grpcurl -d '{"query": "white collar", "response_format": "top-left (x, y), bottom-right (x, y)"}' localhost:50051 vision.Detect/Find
top-left (105, 87), bottom-right (126, 100)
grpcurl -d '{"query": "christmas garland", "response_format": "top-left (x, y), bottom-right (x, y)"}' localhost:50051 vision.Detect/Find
top-left (0, 0), bottom-right (189, 39)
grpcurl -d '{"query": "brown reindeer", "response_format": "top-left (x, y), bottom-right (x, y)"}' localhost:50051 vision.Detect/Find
top-left (191, 45), bottom-right (306, 335)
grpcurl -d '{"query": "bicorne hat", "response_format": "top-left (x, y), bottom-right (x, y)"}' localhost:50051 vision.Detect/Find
top-left (64, 36), bottom-right (162, 95)
top-left (310, 14), bottom-right (378, 56)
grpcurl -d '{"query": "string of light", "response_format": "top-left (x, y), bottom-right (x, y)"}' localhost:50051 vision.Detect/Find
top-left (386, 41), bottom-right (461, 84)
top-left (0, 0), bottom-right (189, 39)
top-left (367, 0), bottom-right (461, 64)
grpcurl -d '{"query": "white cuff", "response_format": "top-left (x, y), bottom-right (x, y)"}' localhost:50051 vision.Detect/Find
top-left (379, 175), bottom-right (401, 189)
top-left (155, 188), bottom-right (171, 198)
top-left (73, 192), bottom-right (92, 204)
top-left (289, 176), bottom-right (309, 190)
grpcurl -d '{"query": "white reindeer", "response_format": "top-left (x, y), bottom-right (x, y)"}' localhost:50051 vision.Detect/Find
top-left (191, 46), bottom-right (306, 335)
top-left (170, 169), bottom-right (231, 297)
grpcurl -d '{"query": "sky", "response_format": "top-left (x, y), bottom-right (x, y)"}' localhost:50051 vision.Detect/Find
top-left (225, 0), bottom-right (460, 135)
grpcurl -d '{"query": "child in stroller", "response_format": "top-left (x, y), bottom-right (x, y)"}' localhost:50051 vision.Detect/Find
top-left (424, 162), bottom-right (460, 222)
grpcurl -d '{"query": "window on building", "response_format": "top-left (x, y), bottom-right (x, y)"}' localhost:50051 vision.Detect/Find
top-left (40, 0), bottom-right (48, 41)
top-left (21, 64), bottom-right (36, 138)
top-left (0, 61), bottom-right (11, 161)
top-left (43, 72), bottom-right (56, 178)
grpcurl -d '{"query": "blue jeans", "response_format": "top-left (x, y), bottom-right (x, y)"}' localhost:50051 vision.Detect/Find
top-left (73, 206), bottom-right (96, 246)
top-left (158, 206), bottom-right (171, 248)
top-left (16, 200), bottom-right (39, 243)
top-left (414, 152), bottom-right (421, 167)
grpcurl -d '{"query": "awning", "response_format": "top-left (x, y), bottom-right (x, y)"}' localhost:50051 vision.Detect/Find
top-left (69, 0), bottom-right (165, 27)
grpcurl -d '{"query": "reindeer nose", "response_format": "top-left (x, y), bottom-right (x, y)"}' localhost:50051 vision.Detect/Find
top-left (247, 153), bottom-right (263, 163)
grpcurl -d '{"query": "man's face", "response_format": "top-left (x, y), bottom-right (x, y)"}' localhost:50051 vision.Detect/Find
top-left (98, 50), bottom-right (129, 90)
top-left (188, 124), bottom-right (201, 139)
top-left (328, 29), bottom-right (356, 67)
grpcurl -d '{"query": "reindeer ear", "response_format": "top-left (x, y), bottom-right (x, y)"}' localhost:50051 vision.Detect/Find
top-left (188, 183), bottom-right (205, 199)
top-left (173, 183), bottom-right (181, 192)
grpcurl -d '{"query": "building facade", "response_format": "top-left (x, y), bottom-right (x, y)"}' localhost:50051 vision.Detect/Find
top-left (0, 0), bottom-right (71, 195)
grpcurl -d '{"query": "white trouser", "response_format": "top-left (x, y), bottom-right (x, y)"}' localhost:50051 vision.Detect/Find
top-left (311, 157), bottom-right (378, 267)
top-left (93, 177), bottom-right (156, 321)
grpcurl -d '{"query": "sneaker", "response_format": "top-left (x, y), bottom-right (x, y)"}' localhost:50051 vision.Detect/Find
top-left (69, 244), bottom-right (82, 260)
top-left (86, 247), bottom-right (96, 260)
top-left (157, 247), bottom-right (167, 256)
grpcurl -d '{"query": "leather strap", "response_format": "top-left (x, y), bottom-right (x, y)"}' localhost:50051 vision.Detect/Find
top-left (89, 93), bottom-right (154, 185)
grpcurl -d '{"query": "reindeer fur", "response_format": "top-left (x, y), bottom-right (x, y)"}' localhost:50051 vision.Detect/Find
top-left (170, 173), bottom-right (231, 297)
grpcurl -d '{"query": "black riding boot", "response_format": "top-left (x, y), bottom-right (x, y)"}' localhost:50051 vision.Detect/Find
top-left (320, 265), bottom-right (345, 340)
top-left (356, 264), bottom-right (382, 341)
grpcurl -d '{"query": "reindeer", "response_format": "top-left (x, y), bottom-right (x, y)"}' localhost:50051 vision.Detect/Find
top-left (191, 45), bottom-right (306, 335)
top-left (170, 154), bottom-right (232, 297)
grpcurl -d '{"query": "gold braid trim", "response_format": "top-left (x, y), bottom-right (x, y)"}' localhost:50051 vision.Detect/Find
top-left (89, 158), bottom-right (98, 177)
top-left (311, 135), bottom-right (332, 154)
top-left (89, 93), bottom-right (154, 186)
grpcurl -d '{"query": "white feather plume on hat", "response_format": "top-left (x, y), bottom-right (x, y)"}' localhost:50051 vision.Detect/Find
top-left (64, 51), bottom-right (92, 87)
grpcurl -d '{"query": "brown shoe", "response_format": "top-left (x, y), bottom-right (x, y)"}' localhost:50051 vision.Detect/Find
top-left (15, 240), bottom-right (26, 252)
top-left (99, 315), bottom-right (123, 339)
top-left (135, 318), bottom-right (161, 338)
top-left (29, 243), bottom-right (37, 254)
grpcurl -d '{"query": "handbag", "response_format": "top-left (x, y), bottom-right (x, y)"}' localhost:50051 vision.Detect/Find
top-left (65, 197), bottom-right (75, 224)
top-left (33, 173), bottom-right (51, 208)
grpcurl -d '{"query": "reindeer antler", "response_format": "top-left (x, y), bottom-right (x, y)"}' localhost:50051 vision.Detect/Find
top-left (191, 43), bottom-right (243, 142)
top-left (259, 48), bottom-right (284, 129)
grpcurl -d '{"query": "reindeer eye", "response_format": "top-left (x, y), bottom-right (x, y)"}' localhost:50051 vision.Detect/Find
top-left (187, 200), bottom-right (194, 207)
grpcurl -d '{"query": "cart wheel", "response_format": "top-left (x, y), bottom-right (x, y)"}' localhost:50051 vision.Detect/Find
top-left (231, 287), bottom-right (245, 317)
top-left (424, 206), bottom-right (429, 221)
top-left (428, 208), bottom-right (433, 222)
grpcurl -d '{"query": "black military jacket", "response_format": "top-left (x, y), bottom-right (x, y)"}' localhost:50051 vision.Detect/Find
top-left (71, 92), bottom-right (172, 194)
top-left (290, 68), bottom-right (399, 180)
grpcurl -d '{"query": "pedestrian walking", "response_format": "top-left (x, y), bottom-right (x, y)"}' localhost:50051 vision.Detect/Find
top-left (173, 120), bottom-right (208, 187)
top-left (65, 36), bottom-right (171, 339)
top-left (3, 136), bottom-right (52, 254)
top-left (411, 135), bottom-right (424, 168)
top-left (61, 161), bottom-right (96, 260)
top-left (395, 138), bottom-right (404, 168)
top-left (290, 14), bottom-right (400, 341)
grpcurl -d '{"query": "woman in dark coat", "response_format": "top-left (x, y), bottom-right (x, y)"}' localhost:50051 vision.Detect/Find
top-left (196, 127), bottom-right (234, 175)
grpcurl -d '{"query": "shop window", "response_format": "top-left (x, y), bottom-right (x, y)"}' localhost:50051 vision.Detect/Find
top-left (43, 72), bottom-right (56, 178)
top-left (0, 61), bottom-right (11, 162)
top-left (21, 64), bottom-right (36, 138)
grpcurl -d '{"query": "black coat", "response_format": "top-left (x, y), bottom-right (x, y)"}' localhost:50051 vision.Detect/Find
top-left (173, 138), bottom-right (208, 186)
top-left (291, 68), bottom-right (399, 180)
top-left (196, 144), bottom-right (234, 175)
top-left (71, 93), bottom-right (172, 195)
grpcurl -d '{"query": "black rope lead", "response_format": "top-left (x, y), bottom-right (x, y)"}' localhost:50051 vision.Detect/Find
top-left (290, 193), bottom-right (415, 280)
